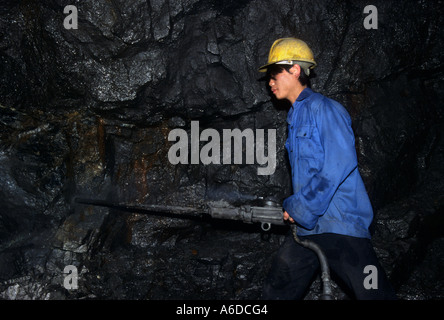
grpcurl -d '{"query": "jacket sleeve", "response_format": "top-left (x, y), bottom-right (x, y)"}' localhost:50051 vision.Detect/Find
top-left (283, 97), bottom-right (358, 230)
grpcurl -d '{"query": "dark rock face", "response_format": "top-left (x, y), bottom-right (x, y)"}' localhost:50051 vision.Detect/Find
top-left (0, 0), bottom-right (443, 299)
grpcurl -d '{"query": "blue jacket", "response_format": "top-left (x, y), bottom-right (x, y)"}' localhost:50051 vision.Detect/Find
top-left (282, 88), bottom-right (373, 239)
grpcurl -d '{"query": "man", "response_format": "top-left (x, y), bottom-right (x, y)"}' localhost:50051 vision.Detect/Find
top-left (259, 38), bottom-right (396, 300)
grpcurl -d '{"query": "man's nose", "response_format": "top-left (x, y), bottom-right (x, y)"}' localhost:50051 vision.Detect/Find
top-left (269, 79), bottom-right (275, 87)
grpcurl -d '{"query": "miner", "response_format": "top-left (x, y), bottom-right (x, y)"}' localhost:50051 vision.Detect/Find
top-left (259, 38), bottom-right (397, 299)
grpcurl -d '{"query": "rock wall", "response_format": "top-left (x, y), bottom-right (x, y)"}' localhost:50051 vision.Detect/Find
top-left (0, 0), bottom-right (443, 299)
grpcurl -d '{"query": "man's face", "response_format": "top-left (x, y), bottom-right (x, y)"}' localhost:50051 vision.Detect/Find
top-left (268, 65), bottom-right (301, 103)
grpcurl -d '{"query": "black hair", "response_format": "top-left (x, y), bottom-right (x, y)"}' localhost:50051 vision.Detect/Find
top-left (266, 63), bottom-right (311, 87)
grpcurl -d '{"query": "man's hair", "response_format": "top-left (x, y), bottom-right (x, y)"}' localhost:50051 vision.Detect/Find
top-left (266, 64), bottom-right (311, 87)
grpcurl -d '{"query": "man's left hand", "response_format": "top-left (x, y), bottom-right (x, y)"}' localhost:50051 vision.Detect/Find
top-left (283, 211), bottom-right (295, 223)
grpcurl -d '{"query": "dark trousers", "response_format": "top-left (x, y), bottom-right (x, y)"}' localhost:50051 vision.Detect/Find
top-left (262, 232), bottom-right (397, 300)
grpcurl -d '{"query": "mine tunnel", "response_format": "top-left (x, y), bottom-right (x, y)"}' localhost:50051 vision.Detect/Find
top-left (0, 0), bottom-right (443, 301)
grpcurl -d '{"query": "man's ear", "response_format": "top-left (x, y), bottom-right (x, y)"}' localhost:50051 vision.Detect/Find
top-left (289, 64), bottom-right (301, 78)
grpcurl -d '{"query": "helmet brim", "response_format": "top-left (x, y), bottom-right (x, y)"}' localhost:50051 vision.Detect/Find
top-left (258, 62), bottom-right (275, 73)
top-left (258, 60), bottom-right (317, 73)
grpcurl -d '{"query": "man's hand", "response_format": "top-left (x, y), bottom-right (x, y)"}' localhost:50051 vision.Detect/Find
top-left (283, 211), bottom-right (295, 223)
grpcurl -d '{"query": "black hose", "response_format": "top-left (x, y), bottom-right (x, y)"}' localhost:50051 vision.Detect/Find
top-left (291, 225), bottom-right (335, 300)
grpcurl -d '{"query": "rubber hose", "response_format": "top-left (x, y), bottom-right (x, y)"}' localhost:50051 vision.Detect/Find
top-left (291, 225), bottom-right (335, 300)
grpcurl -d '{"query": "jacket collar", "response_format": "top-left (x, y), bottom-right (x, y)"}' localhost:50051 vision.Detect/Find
top-left (287, 88), bottom-right (313, 124)
top-left (295, 87), bottom-right (313, 102)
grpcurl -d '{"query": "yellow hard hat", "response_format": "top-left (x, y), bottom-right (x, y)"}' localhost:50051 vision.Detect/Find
top-left (258, 38), bottom-right (317, 74)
